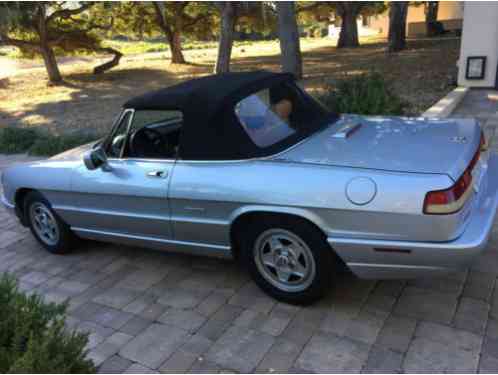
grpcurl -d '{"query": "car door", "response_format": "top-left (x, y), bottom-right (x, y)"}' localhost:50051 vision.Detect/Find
top-left (64, 109), bottom-right (176, 242)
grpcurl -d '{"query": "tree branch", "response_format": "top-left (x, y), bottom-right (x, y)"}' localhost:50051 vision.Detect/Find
top-left (46, 3), bottom-right (93, 24)
top-left (152, 2), bottom-right (173, 37)
top-left (0, 33), bottom-right (40, 51)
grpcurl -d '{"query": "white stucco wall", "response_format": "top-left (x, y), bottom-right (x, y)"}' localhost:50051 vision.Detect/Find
top-left (367, 2), bottom-right (463, 37)
top-left (458, 2), bottom-right (498, 87)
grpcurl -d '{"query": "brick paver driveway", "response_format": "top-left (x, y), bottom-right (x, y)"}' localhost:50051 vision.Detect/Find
top-left (2, 153), bottom-right (498, 373)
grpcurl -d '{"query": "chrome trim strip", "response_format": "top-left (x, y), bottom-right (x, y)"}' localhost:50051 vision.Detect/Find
top-left (71, 227), bottom-right (231, 251)
top-left (53, 205), bottom-right (229, 226)
top-left (347, 262), bottom-right (445, 271)
top-left (328, 237), bottom-right (465, 250)
top-left (170, 216), bottom-right (229, 226)
top-left (53, 205), bottom-right (170, 222)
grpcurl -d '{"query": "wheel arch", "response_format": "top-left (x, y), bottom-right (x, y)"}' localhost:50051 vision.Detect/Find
top-left (228, 206), bottom-right (347, 270)
top-left (14, 187), bottom-right (35, 226)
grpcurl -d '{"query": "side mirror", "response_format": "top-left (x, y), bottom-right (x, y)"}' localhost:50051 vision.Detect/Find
top-left (83, 147), bottom-right (112, 171)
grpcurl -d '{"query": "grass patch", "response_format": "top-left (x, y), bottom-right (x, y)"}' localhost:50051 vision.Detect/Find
top-left (102, 39), bottom-right (261, 56)
top-left (0, 273), bottom-right (95, 373)
top-left (0, 127), bottom-right (98, 156)
top-left (315, 72), bottom-right (406, 115)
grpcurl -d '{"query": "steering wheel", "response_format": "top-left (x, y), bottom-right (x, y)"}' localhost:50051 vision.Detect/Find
top-left (130, 127), bottom-right (170, 158)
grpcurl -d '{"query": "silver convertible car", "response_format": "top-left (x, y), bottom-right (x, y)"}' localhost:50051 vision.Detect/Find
top-left (2, 71), bottom-right (498, 304)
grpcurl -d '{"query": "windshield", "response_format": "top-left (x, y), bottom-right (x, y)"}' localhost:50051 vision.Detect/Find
top-left (234, 82), bottom-right (330, 149)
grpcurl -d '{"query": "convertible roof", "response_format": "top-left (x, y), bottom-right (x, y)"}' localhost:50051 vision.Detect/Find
top-left (123, 71), bottom-right (292, 113)
top-left (123, 71), bottom-right (330, 160)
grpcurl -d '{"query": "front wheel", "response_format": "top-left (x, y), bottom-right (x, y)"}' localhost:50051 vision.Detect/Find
top-left (241, 217), bottom-right (336, 305)
top-left (25, 191), bottom-right (75, 254)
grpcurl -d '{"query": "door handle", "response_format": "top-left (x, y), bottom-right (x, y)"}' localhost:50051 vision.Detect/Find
top-left (147, 170), bottom-right (168, 178)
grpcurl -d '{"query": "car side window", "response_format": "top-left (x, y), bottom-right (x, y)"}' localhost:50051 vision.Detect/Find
top-left (125, 110), bottom-right (183, 160)
top-left (106, 111), bottom-right (132, 158)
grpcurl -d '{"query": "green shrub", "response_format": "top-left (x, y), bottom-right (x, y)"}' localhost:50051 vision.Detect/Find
top-left (0, 127), bottom-right (98, 157)
top-left (315, 72), bottom-right (406, 116)
top-left (0, 127), bottom-right (38, 154)
top-left (29, 134), bottom-right (98, 157)
top-left (0, 274), bottom-right (95, 373)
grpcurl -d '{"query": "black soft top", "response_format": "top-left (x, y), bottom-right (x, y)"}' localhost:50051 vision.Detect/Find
top-left (123, 71), bottom-right (332, 160)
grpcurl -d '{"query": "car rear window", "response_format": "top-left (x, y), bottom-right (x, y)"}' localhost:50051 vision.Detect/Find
top-left (235, 88), bottom-right (297, 148)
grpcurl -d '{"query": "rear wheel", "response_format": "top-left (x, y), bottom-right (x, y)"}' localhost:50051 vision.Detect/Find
top-left (24, 191), bottom-right (75, 254)
top-left (240, 216), bottom-right (335, 305)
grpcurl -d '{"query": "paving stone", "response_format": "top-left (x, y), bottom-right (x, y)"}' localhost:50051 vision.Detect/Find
top-left (482, 336), bottom-right (498, 359)
top-left (320, 300), bottom-right (362, 336)
top-left (139, 303), bottom-right (167, 321)
top-left (239, 307), bottom-right (294, 337)
top-left (120, 323), bottom-right (188, 369)
top-left (77, 321), bottom-right (115, 350)
top-left (462, 270), bottom-right (496, 302)
top-left (344, 309), bottom-right (388, 345)
top-left (404, 337), bottom-right (480, 373)
top-left (88, 332), bottom-right (134, 367)
top-left (209, 304), bottom-right (243, 322)
top-left (157, 288), bottom-right (208, 309)
top-left (361, 345), bottom-right (403, 373)
top-left (188, 358), bottom-right (221, 374)
top-left (331, 277), bottom-right (376, 303)
top-left (373, 280), bottom-right (405, 298)
top-left (205, 325), bottom-right (275, 373)
top-left (20, 270), bottom-right (51, 286)
top-left (375, 315), bottom-right (417, 353)
top-left (453, 297), bottom-right (490, 335)
top-left (404, 321), bottom-right (482, 373)
top-left (296, 332), bottom-right (370, 373)
top-left (124, 363), bottom-right (159, 374)
top-left (256, 338), bottom-right (303, 373)
top-left (116, 268), bottom-right (169, 292)
top-left (194, 291), bottom-right (228, 317)
top-left (479, 354), bottom-right (498, 373)
top-left (93, 287), bottom-right (140, 309)
top-left (394, 286), bottom-right (458, 324)
top-left (158, 308), bottom-right (207, 332)
top-left (98, 355), bottom-right (133, 374)
top-left (159, 349), bottom-right (198, 373)
top-left (415, 321), bottom-right (482, 352)
top-left (228, 284), bottom-right (276, 314)
top-left (363, 291), bottom-right (397, 314)
top-left (196, 317), bottom-right (232, 341)
top-left (58, 280), bottom-right (91, 295)
top-left (180, 334), bottom-right (214, 356)
top-left (72, 301), bottom-right (134, 330)
top-left (407, 271), bottom-right (467, 294)
top-left (486, 318), bottom-right (498, 339)
top-left (120, 316), bottom-right (153, 336)
top-left (123, 294), bottom-right (157, 314)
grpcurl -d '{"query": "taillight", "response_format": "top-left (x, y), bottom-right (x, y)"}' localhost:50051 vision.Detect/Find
top-left (423, 131), bottom-right (484, 215)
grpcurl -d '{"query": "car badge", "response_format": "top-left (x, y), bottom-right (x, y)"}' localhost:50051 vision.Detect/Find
top-left (451, 136), bottom-right (467, 144)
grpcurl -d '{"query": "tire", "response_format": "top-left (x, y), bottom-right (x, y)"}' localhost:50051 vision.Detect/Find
top-left (24, 191), bottom-right (75, 254)
top-left (240, 216), bottom-right (335, 305)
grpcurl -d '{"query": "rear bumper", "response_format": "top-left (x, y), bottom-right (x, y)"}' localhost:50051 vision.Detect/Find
top-left (328, 154), bottom-right (498, 279)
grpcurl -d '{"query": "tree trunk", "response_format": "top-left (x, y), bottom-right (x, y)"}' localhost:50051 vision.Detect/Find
top-left (387, 2), bottom-right (408, 53)
top-left (40, 45), bottom-right (62, 84)
top-left (169, 31), bottom-right (186, 64)
top-left (93, 47), bottom-right (123, 74)
top-left (214, 2), bottom-right (236, 74)
top-left (337, 4), bottom-right (360, 48)
top-left (425, 1), bottom-right (439, 37)
top-left (276, 2), bottom-right (302, 80)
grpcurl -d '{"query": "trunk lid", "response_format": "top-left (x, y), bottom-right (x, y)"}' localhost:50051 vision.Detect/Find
top-left (278, 115), bottom-right (481, 181)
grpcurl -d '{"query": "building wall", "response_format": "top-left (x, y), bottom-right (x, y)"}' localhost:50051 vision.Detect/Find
top-left (458, 2), bottom-right (498, 88)
top-left (367, 2), bottom-right (463, 37)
